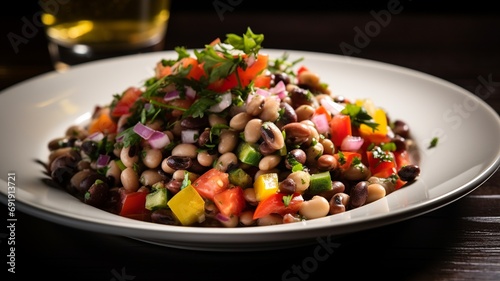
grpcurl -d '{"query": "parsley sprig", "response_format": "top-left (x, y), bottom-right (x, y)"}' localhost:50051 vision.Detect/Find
top-left (341, 104), bottom-right (379, 131)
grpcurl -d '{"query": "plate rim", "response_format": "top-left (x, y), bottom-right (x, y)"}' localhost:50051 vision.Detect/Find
top-left (1, 49), bottom-right (499, 251)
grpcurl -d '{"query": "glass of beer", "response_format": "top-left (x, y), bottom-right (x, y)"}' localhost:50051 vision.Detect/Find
top-left (40, 0), bottom-right (171, 72)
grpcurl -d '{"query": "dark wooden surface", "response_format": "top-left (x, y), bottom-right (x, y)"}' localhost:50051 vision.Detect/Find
top-left (1, 3), bottom-right (499, 280)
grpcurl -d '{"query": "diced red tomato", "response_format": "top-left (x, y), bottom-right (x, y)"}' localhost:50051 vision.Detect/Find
top-left (253, 74), bottom-right (272, 88)
top-left (208, 54), bottom-right (269, 92)
top-left (394, 177), bottom-right (407, 190)
top-left (111, 87), bottom-right (143, 117)
top-left (314, 105), bottom-right (332, 122)
top-left (173, 57), bottom-right (206, 80)
top-left (253, 193), bottom-right (304, 220)
top-left (330, 114), bottom-right (352, 148)
top-left (191, 168), bottom-right (230, 201)
top-left (334, 151), bottom-right (362, 171)
top-left (394, 150), bottom-right (411, 169)
top-left (296, 65), bottom-right (309, 76)
top-left (119, 191), bottom-right (150, 219)
top-left (366, 150), bottom-right (397, 178)
top-left (213, 186), bottom-right (246, 217)
top-left (88, 108), bottom-right (117, 135)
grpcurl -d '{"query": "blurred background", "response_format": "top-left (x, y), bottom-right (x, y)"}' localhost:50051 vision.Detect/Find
top-left (1, 0), bottom-right (498, 91)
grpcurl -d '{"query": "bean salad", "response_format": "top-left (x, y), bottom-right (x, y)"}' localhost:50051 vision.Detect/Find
top-left (44, 28), bottom-right (421, 227)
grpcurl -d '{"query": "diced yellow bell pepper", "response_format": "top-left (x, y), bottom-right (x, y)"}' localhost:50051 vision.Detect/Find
top-left (360, 108), bottom-right (388, 135)
top-left (167, 184), bottom-right (205, 226)
top-left (254, 173), bottom-right (279, 201)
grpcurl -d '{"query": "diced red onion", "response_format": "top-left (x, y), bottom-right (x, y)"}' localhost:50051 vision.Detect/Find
top-left (96, 154), bottom-right (111, 168)
top-left (185, 86), bottom-right (196, 100)
top-left (340, 135), bottom-right (364, 152)
top-left (270, 80), bottom-right (287, 99)
top-left (181, 130), bottom-right (199, 144)
top-left (133, 122), bottom-right (155, 139)
top-left (164, 90), bottom-right (180, 102)
top-left (144, 103), bottom-right (152, 111)
top-left (148, 131), bottom-right (170, 149)
top-left (87, 132), bottom-right (104, 142)
top-left (255, 88), bottom-right (271, 97)
top-left (215, 213), bottom-right (230, 222)
top-left (245, 53), bottom-right (256, 67)
top-left (208, 92), bottom-right (232, 113)
top-left (311, 114), bottom-right (330, 134)
top-left (320, 98), bottom-right (345, 115)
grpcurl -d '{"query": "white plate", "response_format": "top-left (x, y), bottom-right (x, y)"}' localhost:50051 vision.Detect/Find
top-left (1, 50), bottom-right (499, 251)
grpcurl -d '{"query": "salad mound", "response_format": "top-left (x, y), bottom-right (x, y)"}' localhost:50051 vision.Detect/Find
top-left (44, 28), bottom-right (420, 227)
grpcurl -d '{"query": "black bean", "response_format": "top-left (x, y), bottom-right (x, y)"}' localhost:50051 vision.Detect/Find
top-left (398, 164), bottom-right (420, 181)
top-left (393, 120), bottom-right (410, 139)
top-left (84, 180), bottom-right (109, 207)
top-left (151, 209), bottom-right (179, 225)
top-left (349, 181), bottom-right (368, 209)
top-left (271, 72), bottom-right (290, 86)
top-left (81, 140), bottom-right (99, 157)
top-left (166, 156), bottom-right (192, 170)
top-left (181, 116), bottom-right (209, 130)
top-left (279, 178), bottom-right (296, 194)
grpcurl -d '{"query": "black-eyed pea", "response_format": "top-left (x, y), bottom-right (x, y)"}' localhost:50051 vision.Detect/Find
top-left (161, 158), bottom-right (175, 174)
top-left (286, 170), bottom-right (311, 194)
top-left (208, 113), bottom-right (227, 127)
top-left (120, 145), bottom-right (139, 168)
top-left (246, 94), bottom-right (265, 116)
top-left (172, 143), bottom-right (198, 158)
top-left (243, 188), bottom-right (257, 206)
top-left (239, 210), bottom-right (256, 226)
top-left (106, 160), bottom-right (122, 186)
top-left (369, 176), bottom-right (395, 194)
top-left (299, 195), bottom-right (330, 219)
top-left (230, 112), bottom-right (253, 131)
top-left (121, 167), bottom-right (140, 192)
top-left (197, 150), bottom-right (217, 167)
top-left (295, 105), bottom-right (315, 121)
top-left (259, 96), bottom-right (280, 122)
top-left (140, 169), bottom-right (166, 186)
top-left (260, 121), bottom-right (284, 151)
top-left (142, 148), bottom-right (163, 169)
top-left (215, 152), bottom-right (238, 172)
top-left (366, 183), bottom-right (386, 204)
top-left (218, 129), bottom-right (239, 154)
top-left (349, 181), bottom-right (369, 209)
top-left (259, 154), bottom-right (281, 171)
top-left (329, 192), bottom-right (349, 215)
top-left (244, 119), bottom-right (263, 143)
top-left (257, 213), bottom-right (283, 226)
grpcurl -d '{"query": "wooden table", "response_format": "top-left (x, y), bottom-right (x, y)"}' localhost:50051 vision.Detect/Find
top-left (1, 4), bottom-right (499, 280)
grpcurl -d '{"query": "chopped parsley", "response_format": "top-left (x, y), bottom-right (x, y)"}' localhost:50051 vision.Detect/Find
top-left (429, 137), bottom-right (439, 148)
top-left (341, 103), bottom-right (379, 131)
top-left (282, 194), bottom-right (293, 207)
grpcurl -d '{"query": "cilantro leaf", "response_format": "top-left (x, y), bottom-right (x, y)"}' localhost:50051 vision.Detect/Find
top-left (341, 103), bottom-right (379, 131)
top-left (225, 27), bottom-right (264, 55)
